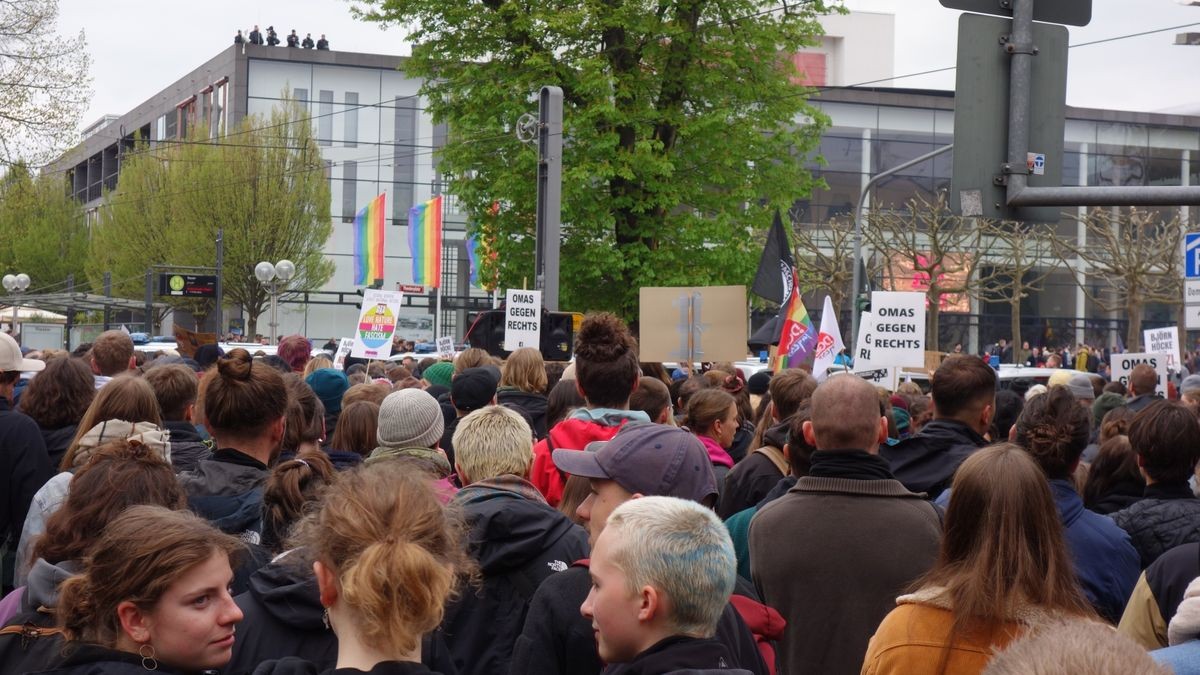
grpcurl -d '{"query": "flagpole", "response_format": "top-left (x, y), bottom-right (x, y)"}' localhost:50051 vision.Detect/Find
top-left (435, 195), bottom-right (444, 344)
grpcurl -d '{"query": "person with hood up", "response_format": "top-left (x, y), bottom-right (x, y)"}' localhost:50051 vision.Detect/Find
top-left (144, 363), bottom-right (212, 473)
top-left (717, 369), bottom-right (815, 519)
top-left (510, 423), bottom-right (772, 675)
top-left (0, 440), bottom-right (185, 674)
top-left (441, 405), bottom-right (588, 675)
top-left (881, 355), bottom-right (996, 500)
top-left (304, 368), bottom-right (348, 446)
top-left (496, 347), bottom-right (549, 439)
top-left (530, 313), bottom-right (648, 507)
top-left (14, 375), bottom-right (168, 588)
top-left (582, 496), bottom-right (750, 675)
top-left (179, 348), bottom-right (288, 543)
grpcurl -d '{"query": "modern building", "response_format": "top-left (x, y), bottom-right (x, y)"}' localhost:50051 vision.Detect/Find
top-left (45, 12), bottom-right (1200, 352)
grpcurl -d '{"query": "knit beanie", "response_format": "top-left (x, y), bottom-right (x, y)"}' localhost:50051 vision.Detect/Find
top-left (377, 388), bottom-right (444, 449)
top-left (421, 361), bottom-right (454, 388)
top-left (1092, 392), bottom-right (1127, 428)
top-left (1182, 374), bottom-right (1200, 395)
top-left (306, 368), bottom-right (350, 414)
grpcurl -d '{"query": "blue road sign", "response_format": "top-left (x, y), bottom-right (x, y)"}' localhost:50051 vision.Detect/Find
top-left (1187, 233), bottom-right (1200, 279)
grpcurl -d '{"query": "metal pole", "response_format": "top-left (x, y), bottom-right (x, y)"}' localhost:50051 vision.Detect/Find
top-left (535, 86), bottom-right (563, 311)
top-left (65, 274), bottom-right (74, 350)
top-left (850, 143), bottom-right (955, 349)
top-left (104, 271), bottom-right (113, 330)
top-left (215, 228), bottom-right (224, 335)
top-left (1004, 0), bottom-right (1035, 206)
top-left (10, 294), bottom-right (17, 337)
top-left (144, 269), bottom-right (153, 334)
top-left (270, 281), bottom-right (278, 345)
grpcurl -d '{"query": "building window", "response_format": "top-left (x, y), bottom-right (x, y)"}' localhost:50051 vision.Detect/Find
top-left (319, 90), bottom-right (334, 146)
top-left (344, 92), bottom-right (358, 148)
top-left (342, 161), bottom-right (357, 223)
top-left (393, 96), bottom-right (417, 223)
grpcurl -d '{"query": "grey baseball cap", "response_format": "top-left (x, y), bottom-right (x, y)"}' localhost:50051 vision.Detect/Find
top-left (552, 423), bottom-right (718, 504)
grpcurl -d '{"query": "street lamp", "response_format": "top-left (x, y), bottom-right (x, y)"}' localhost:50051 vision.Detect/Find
top-left (255, 260), bottom-right (295, 345)
top-left (2, 273), bottom-right (30, 338)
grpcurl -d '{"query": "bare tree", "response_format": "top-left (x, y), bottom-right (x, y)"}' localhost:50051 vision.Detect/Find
top-left (1051, 208), bottom-right (1182, 352)
top-left (864, 192), bottom-right (985, 351)
top-left (787, 211), bottom-right (857, 316)
top-left (0, 0), bottom-right (91, 165)
top-left (976, 221), bottom-right (1059, 363)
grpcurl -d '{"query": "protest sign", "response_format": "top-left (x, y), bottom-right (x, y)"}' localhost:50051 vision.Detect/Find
top-left (437, 335), bottom-right (456, 359)
top-left (333, 337), bottom-right (355, 370)
top-left (351, 289), bottom-right (403, 359)
top-left (1143, 327), bottom-right (1180, 371)
top-left (1111, 352), bottom-right (1170, 394)
top-left (864, 292), bottom-right (926, 369)
top-left (173, 325), bottom-right (218, 358)
top-left (504, 289), bottom-right (542, 351)
top-left (638, 286), bottom-right (747, 363)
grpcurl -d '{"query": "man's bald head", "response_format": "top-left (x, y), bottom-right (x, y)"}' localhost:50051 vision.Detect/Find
top-left (807, 375), bottom-right (886, 452)
top-left (1130, 364), bottom-right (1157, 397)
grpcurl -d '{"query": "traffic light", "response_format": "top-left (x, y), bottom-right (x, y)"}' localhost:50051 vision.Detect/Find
top-left (464, 309), bottom-right (575, 361)
top-left (855, 294), bottom-right (871, 313)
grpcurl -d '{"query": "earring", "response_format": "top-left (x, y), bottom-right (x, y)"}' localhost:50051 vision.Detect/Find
top-left (139, 643), bottom-right (158, 671)
top-left (322, 608), bottom-right (330, 630)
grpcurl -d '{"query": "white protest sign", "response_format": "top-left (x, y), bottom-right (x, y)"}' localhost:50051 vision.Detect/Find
top-left (436, 335), bottom-right (456, 359)
top-left (333, 337), bottom-right (355, 370)
top-left (855, 366), bottom-right (897, 388)
top-left (1143, 327), bottom-right (1180, 371)
top-left (1110, 352), bottom-right (1170, 395)
top-left (853, 311), bottom-right (876, 371)
top-left (351, 289), bottom-right (403, 359)
top-left (865, 292), bottom-right (926, 369)
top-left (504, 289), bottom-right (542, 351)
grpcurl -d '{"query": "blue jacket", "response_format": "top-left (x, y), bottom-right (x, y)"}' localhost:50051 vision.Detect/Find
top-left (1154, 640), bottom-right (1200, 673)
top-left (1051, 479), bottom-right (1140, 623)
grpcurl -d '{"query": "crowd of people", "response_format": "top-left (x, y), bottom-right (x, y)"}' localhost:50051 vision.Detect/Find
top-left (235, 26), bottom-right (329, 50)
top-left (3, 315), bottom-right (1200, 674)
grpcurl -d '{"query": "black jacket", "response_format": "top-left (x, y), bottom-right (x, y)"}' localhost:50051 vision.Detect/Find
top-left (717, 422), bottom-right (789, 520)
top-left (509, 565), bottom-right (768, 675)
top-left (443, 483), bottom-right (588, 675)
top-left (39, 425), bottom-right (76, 473)
top-left (605, 636), bottom-right (753, 675)
top-left (27, 643), bottom-right (184, 675)
top-left (1, 398), bottom-right (51, 565)
top-left (225, 554), bottom-right (456, 675)
top-left (249, 30), bottom-right (263, 44)
top-left (495, 389), bottom-right (548, 440)
top-left (1110, 482), bottom-right (1200, 568)
top-left (1086, 477), bottom-right (1144, 516)
top-left (253, 658), bottom-right (441, 675)
top-left (179, 448), bottom-right (269, 539)
top-left (879, 419), bottom-right (987, 500)
top-left (164, 420), bottom-right (212, 474)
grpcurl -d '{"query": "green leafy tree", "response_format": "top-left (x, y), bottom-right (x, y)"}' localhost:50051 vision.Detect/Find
top-left (354, 0), bottom-right (835, 317)
top-left (88, 99), bottom-right (333, 335)
top-left (0, 163), bottom-right (88, 287)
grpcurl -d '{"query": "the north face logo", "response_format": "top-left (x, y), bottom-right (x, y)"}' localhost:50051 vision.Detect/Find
top-left (547, 560), bottom-right (568, 572)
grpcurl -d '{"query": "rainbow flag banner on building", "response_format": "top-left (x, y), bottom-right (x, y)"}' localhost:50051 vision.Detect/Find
top-left (353, 193), bottom-right (386, 285)
top-left (408, 195), bottom-right (443, 288)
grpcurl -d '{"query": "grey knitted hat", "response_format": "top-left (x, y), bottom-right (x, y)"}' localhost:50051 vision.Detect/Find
top-left (1182, 374), bottom-right (1200, 395)
top-left (377, 388), bottom-right (444, 449)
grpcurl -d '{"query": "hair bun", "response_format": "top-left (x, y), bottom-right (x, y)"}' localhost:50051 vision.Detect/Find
top-left (574, 313), bottom-right (636, 363)
top-left (217, 348), bottom-right (254, 381)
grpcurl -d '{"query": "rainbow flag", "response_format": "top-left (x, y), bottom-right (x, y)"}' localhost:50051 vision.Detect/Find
top-left (773, 267), bottom-right (818, 371)
top-left (465, 232), bottom-right (480, 288)
top-left (353, 193), bottom-right (386, 285)
top-left (408, 195), bottom-right (443, 288)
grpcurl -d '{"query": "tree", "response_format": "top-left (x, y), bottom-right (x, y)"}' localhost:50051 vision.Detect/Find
top-left (864, 192), bottom-right (984, 350)
top-left (1051, 208), bottom-right (1182, 352)
top-left (353, 0), bottom-right (836, 318)
top-left (0, 0), bottom-right (91, 165)
top-left (787, 212), bottom-right (858, 317)
top-left (0, 163), bottom-right (88, 286)
top-left (976, 220), bottom-right (1058, 363)
top-left (88, 99), bottom-right (333, 335)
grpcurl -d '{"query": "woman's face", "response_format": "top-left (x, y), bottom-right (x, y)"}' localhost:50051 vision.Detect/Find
top-left (716, 403), bottom-right (738, 449)
top-left (137, 552), bottom-right (243, 672)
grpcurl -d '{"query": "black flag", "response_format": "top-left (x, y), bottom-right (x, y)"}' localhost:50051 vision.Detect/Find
top-left (751, 210), bottom-right (795, 305)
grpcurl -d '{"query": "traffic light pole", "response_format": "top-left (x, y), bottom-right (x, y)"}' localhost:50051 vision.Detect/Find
top-left (1002, 0), bottom-right (1200, 207)
top-left (535, 86), bottom-right (563, 311)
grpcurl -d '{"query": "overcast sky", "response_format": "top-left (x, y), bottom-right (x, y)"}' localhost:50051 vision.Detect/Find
top-left (57, 0), bottom-right (1200, 131)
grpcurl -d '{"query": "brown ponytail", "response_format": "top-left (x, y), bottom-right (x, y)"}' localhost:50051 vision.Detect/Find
top-left (200, 348), bottom-right (289, 436)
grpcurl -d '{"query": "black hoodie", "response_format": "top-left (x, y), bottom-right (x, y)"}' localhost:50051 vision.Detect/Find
top-left (223, 554), bottom-right (457, 675)
top-left (604, 636), bottom-right (754, 675)
top-left (442, 482), bottom-right (589, 675)
top-left (717, 421), bottom-right (790, 519)
top-left (879, 418), bottom-right (987, 500)
top-left (495, 389), bottom-right (549, 439)
top-left (39, 425), bottom-right (76, 472)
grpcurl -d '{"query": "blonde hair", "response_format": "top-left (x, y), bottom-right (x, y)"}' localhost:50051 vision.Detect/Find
top-left (454, 348), bottom-right (491, 375)
top-left (983, 618), bottom-right (1169, 675)
top-left (500, 347), bottom-right (548, 394)
top-left (295, 462), bottom-right (469, 656)
top-left (603, 496), bottom-right (735, 637)
top-left (452, 405), bottom-right (533, 482)
top-left (62, 374), bottom-right (162, 470)
top-left (303, 354), bottom-right (334, 378)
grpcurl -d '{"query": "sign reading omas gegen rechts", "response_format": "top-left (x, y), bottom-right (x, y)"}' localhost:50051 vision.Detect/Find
top-left (504, 289), bottom-right (542, 351)
top-left (863, 292), bottom-right (927, 369)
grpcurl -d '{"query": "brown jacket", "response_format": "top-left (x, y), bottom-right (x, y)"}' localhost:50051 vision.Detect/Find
top-left (749, 476), bottom-right (941, 675)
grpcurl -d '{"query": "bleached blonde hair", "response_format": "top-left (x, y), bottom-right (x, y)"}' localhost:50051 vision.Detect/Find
top-left (452, 405), bottom-right (533, 482)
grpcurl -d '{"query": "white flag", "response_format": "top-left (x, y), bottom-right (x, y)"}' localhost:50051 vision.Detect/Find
top-left (812, 295), bottom-right (846, 382)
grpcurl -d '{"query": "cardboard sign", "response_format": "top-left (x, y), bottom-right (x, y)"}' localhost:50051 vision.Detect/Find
top-left (864, 292), bottom-right (926, 369)
top-left (333, 337), bottom-right (355, 370)
top-left (173, 325), bottom-right (218, 358)
top-left (351, 289), bottom-right (403, 359)
top-left (436, 335), bottom-right (456, 359)
top-left (638, 286), bottom-right (748, 363)
top-left (504, 289), bottom-right (542, 351)
top-left (1143, 327), bottom-right (1180, 372)
top-left (1110, 352), bottom-right (1170, 395)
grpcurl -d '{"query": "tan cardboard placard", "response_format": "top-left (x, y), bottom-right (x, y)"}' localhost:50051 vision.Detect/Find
top-left (173, 325), bottom-right (219, 358)
top-left (638, 286), bottom-right (748, 364)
